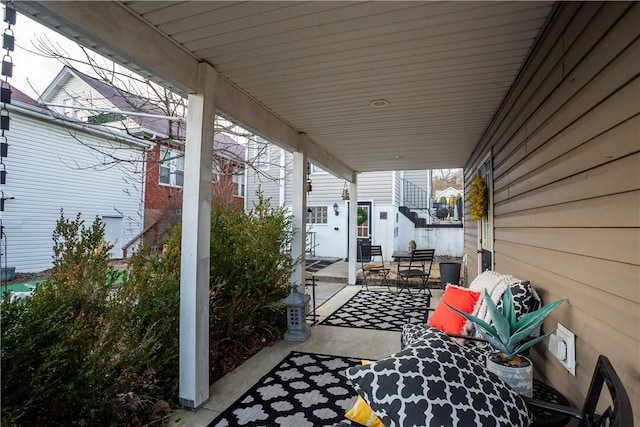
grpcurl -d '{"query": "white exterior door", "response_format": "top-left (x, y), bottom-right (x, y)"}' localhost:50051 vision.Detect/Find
top-left (102, 216), bottom-right (123, 258)
top-left (477, 156), bottom-right (493, 272)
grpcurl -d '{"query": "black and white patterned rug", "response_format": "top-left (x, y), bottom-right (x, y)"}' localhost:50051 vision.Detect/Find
top-left (208, 351), bottom-right (361, 427)
top-left (319, 290), bottom-right (431, 331)
top-left (305, 258), bottom-right (338, 273)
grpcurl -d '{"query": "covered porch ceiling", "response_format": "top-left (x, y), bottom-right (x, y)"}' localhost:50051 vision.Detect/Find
top-left (16, 1), bottom-right (555, 177)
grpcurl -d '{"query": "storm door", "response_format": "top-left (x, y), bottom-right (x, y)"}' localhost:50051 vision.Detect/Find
top-left (478, 156), bottom-right (493, 272)
top-left (356, 202), bottom-right (372, 261)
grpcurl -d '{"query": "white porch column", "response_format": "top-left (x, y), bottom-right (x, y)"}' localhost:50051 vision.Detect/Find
top-left (179, 62), bottom-right (217, 409)
top-left (291, 136), bottom-right (307, 293)
top-left (348, 176), bottom-right (358, 285)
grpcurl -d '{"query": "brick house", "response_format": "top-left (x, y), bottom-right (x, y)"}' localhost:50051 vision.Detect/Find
top-left (41, 66), bottom-right (245, 253)
top-left (143, 131), bottom-right (245, 250)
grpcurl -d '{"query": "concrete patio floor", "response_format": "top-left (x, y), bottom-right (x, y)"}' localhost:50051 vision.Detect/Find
top-left (172, 260), bottom-right (445, 427)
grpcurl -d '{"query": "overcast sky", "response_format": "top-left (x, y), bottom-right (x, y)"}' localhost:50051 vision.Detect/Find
top-left (10, 10), bottom-right (93, 99)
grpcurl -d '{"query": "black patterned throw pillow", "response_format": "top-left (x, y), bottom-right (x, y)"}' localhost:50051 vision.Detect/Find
top-left (401, 324), bottom-right (492, 361)
top-left (496, 281), bottom-right (535, 317)
top-left (347, 327), bottom-right (531, 427)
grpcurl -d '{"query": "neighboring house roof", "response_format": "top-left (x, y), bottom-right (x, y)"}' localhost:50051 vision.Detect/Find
top-left (10, 85), bottom-right (43, 109)
top-left (41, 66), bottom-right (179, 138)
top-left (8, 83), bottom-right (150, 149)
top-left (40, 66), bottom-right (244, 162)
top-left (214, 132), bottom-right (244, 164)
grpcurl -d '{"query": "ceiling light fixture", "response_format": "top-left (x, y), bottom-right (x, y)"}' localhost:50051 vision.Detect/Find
top-left (369, 99), bottom-right (389, 108)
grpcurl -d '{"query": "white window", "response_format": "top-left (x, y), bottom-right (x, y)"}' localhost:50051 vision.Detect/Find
top-left (310, 163), bottom-right (327, 174)
top-left (159, 147), bottom-right (184, 187)
top-left (62, 97), bottom-right (80, 119)
top-left (306, 206), bottom-right (328, 224)
top-left (254, 137), bottom-right (270, 170)
top-left (212, 164), bottom-right (220, 183)
top-left (233, 172), bottom-right (245, 197)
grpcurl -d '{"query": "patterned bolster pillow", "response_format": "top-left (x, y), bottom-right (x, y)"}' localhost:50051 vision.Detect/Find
top-left (401, 324), bottom-right (493, 361)
top-left (347, 327), bottom-right (532, 427)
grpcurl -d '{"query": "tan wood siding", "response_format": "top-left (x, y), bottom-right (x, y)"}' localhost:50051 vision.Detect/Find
top-left (464, 2), bottom-right (640, 420)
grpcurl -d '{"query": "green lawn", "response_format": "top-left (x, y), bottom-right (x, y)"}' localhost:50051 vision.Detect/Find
top-left (1, 270), bottom-right (125, 298)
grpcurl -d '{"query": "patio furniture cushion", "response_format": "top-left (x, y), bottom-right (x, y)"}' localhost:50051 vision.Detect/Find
top-left (427, 285), bottom-right (480, 335)
top-left (346, 327), bottom-right (531, 427)
top-left (401, 323), bottom-right (492, 360)
top-left (496, 281), bottom-right (541, 336)
top-left (345, 395), bottom-right (384, 427)
top-left (345, 360), bottom-right (384, 427)
top-left (359, 245), bottom-right (392, 291)
top-left (364, 263), bottom-right (384, 269)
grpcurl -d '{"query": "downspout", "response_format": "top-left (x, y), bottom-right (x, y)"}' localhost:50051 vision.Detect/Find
top-left (139, 143), bottom-right (148, 252)
top-left (279, 149), bottom-right (286, 207)
top-left (427, 169), bottom-right (433, 224)
top-left (243, 135), bottom-right (249, 212)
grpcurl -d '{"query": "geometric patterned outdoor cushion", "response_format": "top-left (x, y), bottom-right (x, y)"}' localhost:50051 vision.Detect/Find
top-left (347, 327), bottom-right (532, 427)
top-left (496, 281), bottom-right (537, 315)
top-left (400, 323), bottom-right (492, 361)
top-left (401, 322), bottom-right (433, 348)
top-left (496, 281), bottom-right (542, 337)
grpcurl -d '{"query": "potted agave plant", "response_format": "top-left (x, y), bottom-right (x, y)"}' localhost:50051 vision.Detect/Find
top-left (447, 286), bottom-right (565, 397)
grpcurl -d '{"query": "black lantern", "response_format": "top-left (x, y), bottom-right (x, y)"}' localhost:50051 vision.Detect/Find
top-left (341, 181), bottom-right (350, 200)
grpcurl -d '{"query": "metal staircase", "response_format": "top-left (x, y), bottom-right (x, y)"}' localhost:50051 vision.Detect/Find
top-left (400, 179), bottom-right (431, 227)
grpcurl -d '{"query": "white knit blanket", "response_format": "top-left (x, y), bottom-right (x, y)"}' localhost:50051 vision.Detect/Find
top-left (461, 271), bottom-right (526, 336)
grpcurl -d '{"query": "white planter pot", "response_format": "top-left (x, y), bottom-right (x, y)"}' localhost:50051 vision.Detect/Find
top-left (486, 352), bottom-right (533, 397)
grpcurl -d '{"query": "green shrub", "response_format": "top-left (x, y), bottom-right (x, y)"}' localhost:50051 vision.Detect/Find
top-left (1, 192), bottom-right (295, 424)
top-left (207, 191), bottom-right (294, 380)
top-left (1, 212), bottom-right (179, 426)
top-left (1, 212), bottom-right (119, 425)
top-left (436, 205), bottom-right (450, 219)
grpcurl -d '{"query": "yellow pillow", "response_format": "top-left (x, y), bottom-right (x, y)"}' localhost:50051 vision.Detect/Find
top-left (345, 360), bottom-right (384, 427)
top-left (345, 395), bottom-right (384, 427)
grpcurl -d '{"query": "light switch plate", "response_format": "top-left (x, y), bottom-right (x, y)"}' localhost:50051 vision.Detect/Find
top-left (549, 323), bottom-right (576, 375)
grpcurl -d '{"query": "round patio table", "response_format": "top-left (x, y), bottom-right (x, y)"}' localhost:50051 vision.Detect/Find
top-left (529, 380), bottom-right (572, 427)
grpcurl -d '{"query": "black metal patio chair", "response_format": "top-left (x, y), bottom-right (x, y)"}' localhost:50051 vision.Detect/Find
top-left (359, 244), bottom-right (391, 290)
top-left (524, 355), bottom-right (633, 427)
top-left (397, 248), bottom-right (435, 296)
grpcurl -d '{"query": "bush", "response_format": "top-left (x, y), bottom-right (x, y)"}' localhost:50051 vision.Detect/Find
top-left (1, 192), bottom-right (294, 425)
top-left (1, 212), bottom-right (178, 426)
top-left (178, 190), bottom-right (294, 381)
top-left (435, 205), bottom-right (450, 219)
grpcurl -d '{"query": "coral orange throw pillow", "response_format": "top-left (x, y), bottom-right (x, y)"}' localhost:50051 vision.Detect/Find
top-left (428, 285), bottom-right (481, 335)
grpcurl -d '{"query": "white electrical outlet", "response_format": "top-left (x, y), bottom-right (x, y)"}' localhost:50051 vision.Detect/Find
top-left (548, 323), bottom-right (576, 375)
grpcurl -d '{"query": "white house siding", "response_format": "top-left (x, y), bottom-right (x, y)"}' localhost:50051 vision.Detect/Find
top-left (246, 149), bottom-right (400, 259)
top-left (392, 171), bottom-right (401, 206)
top-left (356, 171), bottom-right (393, 204)
top-left (463, 2), bottom-right (639, 420)
top-left (2, 108), bottom-right (145, 272)
top-left (46, 72), bottom-right (147, 134)
top-left (245, 143), bottom-right (284, 209)
top-left (303, 170), bottom-right (396, 259)
top-left (246, 145), bottom-right (462, 260)
top-left (402, 170), bottom-right (430, 191)
top-left (47, 74), bottom-right (113, 120)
